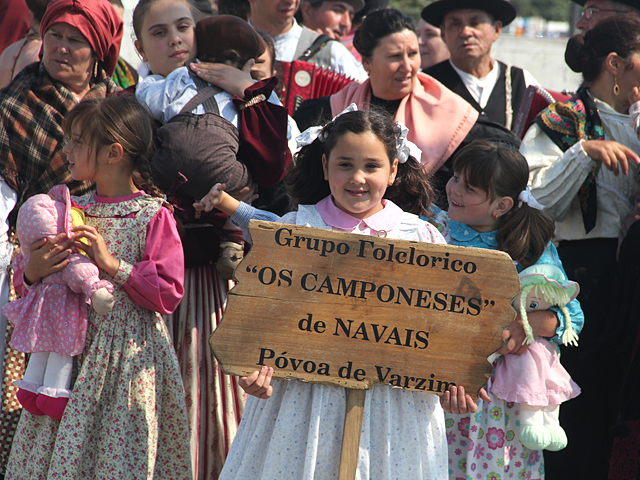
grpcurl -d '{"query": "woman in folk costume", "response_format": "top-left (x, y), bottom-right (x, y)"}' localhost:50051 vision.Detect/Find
top-left (520, 16), bottom-right (640, 479)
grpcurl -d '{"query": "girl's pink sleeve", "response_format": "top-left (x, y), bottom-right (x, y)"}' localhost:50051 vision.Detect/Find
top-left (115, 206), bottom-right (185, 314)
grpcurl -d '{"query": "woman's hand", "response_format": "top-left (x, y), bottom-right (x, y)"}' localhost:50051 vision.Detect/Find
top-left (440, 386), bottom-right (491, 414)
top-left (190, 60), bottom-right (255, 98)
top-left (24, 233), bottom-right (74, 284)
top-left (496, 310), bottom-right (558, 355)
top-left (582, 140), bottom-right (640, 176)
top-left (71, 225), bottom-right (120, 277)
top-left (239, 366), bottom-right (274, 399)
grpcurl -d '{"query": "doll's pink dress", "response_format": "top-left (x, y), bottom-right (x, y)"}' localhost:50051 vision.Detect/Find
top-left (491, 338), bottom-right (580, 405)
top-left (2, 185), bottom-right (113, 356)
top-left (4, 252), bottom-right (112, 356)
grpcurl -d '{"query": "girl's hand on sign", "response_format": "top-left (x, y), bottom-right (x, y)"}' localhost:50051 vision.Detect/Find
top-left (239, 366), bottom-right (274, 399)
top-left (440, 386), bottom-right (490, 414)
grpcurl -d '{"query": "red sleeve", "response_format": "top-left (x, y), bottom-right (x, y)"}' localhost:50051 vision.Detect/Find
top-left (234, 76), bottom-right (292, 187)
top-left (122, 206), bottom-right (185, 314)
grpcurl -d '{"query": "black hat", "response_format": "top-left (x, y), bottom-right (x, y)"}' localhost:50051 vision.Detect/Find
top-left (570, 0), bottom-right (640, 7)
top-left (421, 0), bottom-right (517, 27)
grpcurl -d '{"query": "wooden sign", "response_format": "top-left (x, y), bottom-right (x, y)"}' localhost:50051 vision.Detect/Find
top-left (210, 220), bottom-right (520, 396)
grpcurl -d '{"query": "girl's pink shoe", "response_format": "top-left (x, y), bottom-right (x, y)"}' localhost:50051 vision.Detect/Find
top-left (16, 388), bottom-right (45, 416)
top-left (36, 394), bottom-right (68, 420)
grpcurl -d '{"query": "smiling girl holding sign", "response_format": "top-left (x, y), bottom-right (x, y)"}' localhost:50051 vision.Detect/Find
top-left (195, 107), bottom-right (489, 479)
top-left (431, 140), bottom-right (584, 480)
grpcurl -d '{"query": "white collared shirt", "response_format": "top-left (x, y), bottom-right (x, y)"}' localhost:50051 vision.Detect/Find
top-left (449, 59), bottom-right (537, 107)
top-left (250, 19), bottom-right (366, 81)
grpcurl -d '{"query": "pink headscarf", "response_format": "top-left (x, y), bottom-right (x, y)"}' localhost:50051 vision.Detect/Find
top-left (40, 0), bottom-right (123, 77)
top-left (330, 73), bottom-right (478, 175)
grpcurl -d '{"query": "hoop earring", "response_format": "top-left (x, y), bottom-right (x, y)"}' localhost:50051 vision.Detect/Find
top-left (614, 77), bottom-right (620, 96)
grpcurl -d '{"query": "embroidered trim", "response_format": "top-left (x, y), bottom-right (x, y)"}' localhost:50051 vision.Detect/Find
top-left (113, 260), bottom-right (133, 286)
top-left (240, 94), bottom-right (267, 110)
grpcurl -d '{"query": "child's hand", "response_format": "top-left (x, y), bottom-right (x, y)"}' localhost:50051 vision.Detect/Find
top-left (496, 310), bottom-right (558, 355)
top-left (71, 226), bottom-right (120, 277)
top-left (194, 183), bottom-right (226, 218)
top-left (629, 86), bottom-right (640, 105)
top-left (239, 366), bottom-right (274, 399)
top-left (440, 386), bottom-right (490, 414)
top-left (24, 233), bottom-right (74, 284)
top-left (193, 183), bottom-right (242, 217)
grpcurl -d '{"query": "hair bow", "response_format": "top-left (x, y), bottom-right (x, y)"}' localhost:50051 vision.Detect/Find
top-left (295, 103), bottom-right (359, 148)
top-left (518, 185), bottom-right (544, 210)
top-left (394, 122), bottom-right (422, 164)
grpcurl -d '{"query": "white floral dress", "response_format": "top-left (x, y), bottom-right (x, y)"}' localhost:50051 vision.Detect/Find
top-left (5, 192), bottom-right (192, 479)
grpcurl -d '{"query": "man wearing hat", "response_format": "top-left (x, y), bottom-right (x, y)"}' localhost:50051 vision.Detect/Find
top-left (573, 0), bottom-right (639, 31)
top-left (422, 0), bottom-right (536, 131)
top-left (297, 0), bottom-right (363, 42)
top-left (248, 0), bottom-right (366, 80)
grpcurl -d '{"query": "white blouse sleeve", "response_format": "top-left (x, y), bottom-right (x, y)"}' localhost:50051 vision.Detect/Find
top-left (520, 123), bottom-right (596, 221)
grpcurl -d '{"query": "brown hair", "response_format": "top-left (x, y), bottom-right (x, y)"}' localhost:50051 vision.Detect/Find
top-left (565, 16), bottom-right (640, 82)
top-left (452, 140), bottom-right (555, 267)
top-left (63, 96), bottom-right (163, 198)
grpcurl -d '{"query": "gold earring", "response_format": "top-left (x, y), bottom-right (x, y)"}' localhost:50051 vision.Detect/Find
top-left (93, 62), bottom-right (98, 78)
top-left (614, 77), bottom-right (620, 96)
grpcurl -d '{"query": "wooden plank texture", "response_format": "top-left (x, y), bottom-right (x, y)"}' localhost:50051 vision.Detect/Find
top-left (210, 220), bottom-right (520, 397)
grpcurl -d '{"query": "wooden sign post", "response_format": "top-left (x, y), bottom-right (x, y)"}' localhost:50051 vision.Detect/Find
top-left (210, 220), bottom-right (520, 478)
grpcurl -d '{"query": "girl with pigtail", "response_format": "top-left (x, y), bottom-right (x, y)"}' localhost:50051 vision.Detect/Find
top-left (432, 140), bottom-right (584, 480)
top-left (193, 107), bottom-right (488, 479)
top-left (6, 95), bottom-right (192, 479)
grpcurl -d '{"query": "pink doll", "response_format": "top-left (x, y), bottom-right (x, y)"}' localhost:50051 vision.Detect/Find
top-left (490, 264), bottom-right (581, 452)
top-left (3, 185), bottom-right (114, 420)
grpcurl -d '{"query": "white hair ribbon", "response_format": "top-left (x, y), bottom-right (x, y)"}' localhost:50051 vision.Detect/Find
top-left (394, 122), bottom-right (421, 164)
top-left (295, 103), bottom-right (359, 149)
top-left (518, 186), bottom-right (544, 210)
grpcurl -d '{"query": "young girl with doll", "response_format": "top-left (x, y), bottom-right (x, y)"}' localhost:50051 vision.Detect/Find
top-left (132, 1), bottom-right (290, 476)
top-left (194, 107), bottom-right (487, 479)
top-left (5, 96), bottom-right (191, 479)
top-left (430, 140), bottom-right (584, 480)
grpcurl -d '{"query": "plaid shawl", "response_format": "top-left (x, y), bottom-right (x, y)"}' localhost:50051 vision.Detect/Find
top-left (0, 62), bottom-right (120, 226)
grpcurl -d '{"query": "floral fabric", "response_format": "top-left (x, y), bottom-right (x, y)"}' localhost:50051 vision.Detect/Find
top-left (5, 193), bottom-right (192, 479)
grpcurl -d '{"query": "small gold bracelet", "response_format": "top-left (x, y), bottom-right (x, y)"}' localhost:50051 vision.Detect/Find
top-left (240, 94), bottom-right (267, 111)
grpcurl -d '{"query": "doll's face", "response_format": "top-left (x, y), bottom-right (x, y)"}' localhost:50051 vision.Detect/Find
top-left (514, 292), bottom-right (553, 312)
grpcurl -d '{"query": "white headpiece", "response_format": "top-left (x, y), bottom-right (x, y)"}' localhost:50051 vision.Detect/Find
top-left (393, 122), bottom-right (422, 164)
top-left (295, 103), bottom-right (358, 148)
top-left (518, 186), bottom-right (544, 210)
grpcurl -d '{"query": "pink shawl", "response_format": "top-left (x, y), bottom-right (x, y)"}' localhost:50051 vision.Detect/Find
top-left (330, 72), bottom-right (478, 175)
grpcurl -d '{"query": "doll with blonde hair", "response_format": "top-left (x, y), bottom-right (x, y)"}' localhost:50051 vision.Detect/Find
top-left (491, 264), bottom-right (581, 452)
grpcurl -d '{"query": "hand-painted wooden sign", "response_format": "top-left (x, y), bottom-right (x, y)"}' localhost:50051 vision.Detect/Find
top-left (210, 220), bottom-right (520, 396)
